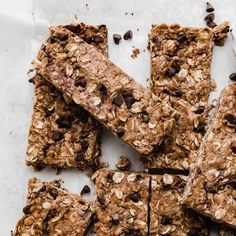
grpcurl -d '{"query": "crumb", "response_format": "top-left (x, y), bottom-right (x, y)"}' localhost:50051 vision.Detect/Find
top-left (143, 49), bottom-right (146, 52)
top-left (125, 12), bottom-right (128, 15)
top-left (131, 13), bottom-right (134, 16)
top-left (80, 185), bottom-right (91, 195)
top-left (131, 48), bottom-right (140, 59)
top-left (86, 3), bottom-right (89, 9)
top-left (115, 156), bottom-right (131, 171)
top-left (137, 28), bottom-right (139, 31)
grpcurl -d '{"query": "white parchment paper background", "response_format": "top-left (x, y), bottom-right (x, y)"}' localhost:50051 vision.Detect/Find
top-left (0, 0), bottom-right (236, 235)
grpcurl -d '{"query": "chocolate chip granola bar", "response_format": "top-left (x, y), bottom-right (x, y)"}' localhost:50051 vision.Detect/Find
top-left (35, 26), bottom-right (179, 155)
top-left (150, 174), bottom-right (208, 235)
top-left (27, 23), bottom-right (108, 171)
top-left (93, 169), bottom-right (150, 235)
top-left (182, 84), bottom-right (236, 228)
top-left (12, 178), bottom-right (93, 236)
top-left (143, 24), bottom-right (222, 171)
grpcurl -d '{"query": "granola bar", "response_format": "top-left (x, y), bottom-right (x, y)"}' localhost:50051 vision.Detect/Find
top-left (12, 178), bottom-right (93, 236)
top-left (26, 23), bottom-right (108, 171)
top-left (35, 26), bottom-right (179, 155)
top-left (143, 24), bottom-right (218, 171)
top-left (93, 169), bottom-right (150, 235)
top-left (182, 84), bottom-right (236, 228)
top-left (150, 174), bottom-right (208, 235)
top-left (220, 226), bottom-right (236, 236)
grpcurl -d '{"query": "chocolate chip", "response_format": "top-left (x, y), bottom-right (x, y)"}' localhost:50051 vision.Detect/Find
top-left (51, 131), bottom-right (64, 141)
top-left (45, 109), bottom-right (54, 118)
top-left (123, 30), bottom-right (133, 40)
top-left (81, 140), bottom-right (89, 151)
top-left (97, 83), bottom-right (108, 95)
top-left (204, 13), bottom-right (215, 22)
top-left (206, 2), bottom-right (214, 12)
top-left (28, 77), bottom-right (35, 84)
top-left (122, 89), bottom-right (133, 98)
top-left (38, 185), bottom-right (47, 192)
top-left (97, 195), bottom-right (107, 209)
top-left (113, 34), bottom-right (122, 44)
top-left (165, 67), bottom-right (176, 77)
top-left (93, 213), bottom-right (99, 223)
top-left (107, 173), bottom-right (114, 183)
top-left (207, 21), bottom-right (217, 28)
top-left (112, 95), bottom-right (124, 106)
top-left (117, 127), bottom-right (125, 137)
top-left (65, 24), bottom-right (81, 34)
top-left (48, 188), bottom-right (58, 200)
top-left (129, 192), bottom-right (140, 202)
top-left (55, 33), bottom-right (68, 41)
top-left (74, 76), bottom-right (87, 88)
top-left (225, 114), bottom-right (236, 126)
top-left (80, 185), bottom-right (91, 195)
top-left (188, 228), bottom-right (205, 236)
top-left (161, 216), bottom-right (172, 225)
top-left (45, 209), bottom-right (57, 221)
top-left (194, 106), bottom-right (205, 114)
top-left (56, 116), bottom-right (73, 128)
top-left (111, 214), bottom-right (120, 225)
top-left (232, 143), bottom-right (236, 154)
top-left (172, 60), bottom-right (181, 73)
top-left (124, 96), bottom-right (136, 108)
top-left (141, 111), bottom-right (149, 123)
top-left (75, 153), bottom-right (85, 162)
top-left (204, 182), bottom-right (218, 194)
top-left (176, 34), bottom-right (188, 45)
top-left (23, 205), bottom-right (31, 214)
top-left (135, 174), bottom-right (143, 181)
top-left (151, 36), bottom-right (160, 44)
top-left (83, 35), bottom-right (93, 44)
top-left (93, 35), bottom-right (104, 43)
top-left (172, 89), bottom-right (183, 97)
top-left (229, 73), bottom-right (236, 81)
top-left (124, 228), bottom-right (142, 236)
top-left (194, 125), bottom-right (206, 136)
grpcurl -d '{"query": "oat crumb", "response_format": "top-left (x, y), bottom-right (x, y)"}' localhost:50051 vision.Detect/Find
top-left (131, 48), bottom-right (140, 59)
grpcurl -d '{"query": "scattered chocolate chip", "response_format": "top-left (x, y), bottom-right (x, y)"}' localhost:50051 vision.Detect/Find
top-left (229, 73), bottom-right (236, 81)
top-left (176, 34), bottom-right (188, 45)
top-left (97, 195), bottom-right (107, 209)
top-left (107, 173), bottom-right (114, 183)
top-left (45, 209), bottom-right (57, 221)
top-left (165, 67), bottom-right (176, 77)
top-left (117, 127), bottom-right (125, 137)
top-left (141, 111), bottom-right (149, 123)
top-left (124, 96), bottom-right (136, 108)
top-left (188, 228), bottom-right (205, 236)
top-left (206, 2), bottom-right (214, 12)
top-left (48, 188), bottom-right (58, 200)
top-left (231, 143), bottom-right (236, 154)
top-left (74, 76), bottom-right (87, 88)
top-left (122, 89), bottom-right (133, 98)
top-left (83, 35), bottom-right (93, 44)
top-left (45, 109), bottom-right (54, 118)
top-left (81, 140), bottom-right (89, 151)
top-left (204, 13), bottom-right (215, 22)
top-left (194, 125), bottom-right (206, 136)
top-left (207, 21), bottom-right (217, 28)
top-left (115, 156), bottom-right (131, 171)
top-left (129, 192), bottom-right (141, 202)
top-left (51, 131), bottom-right (64, 141)
top-left (222, 26), bottom-right (230, 33)
top-left (194, 106), bottom-right (205, 114)
top-left (123, 30), bottom-right (133, 40)
top-left (80, 185), bottom-right (91, 195)
top-left (172, 89), bottom-right (183, 97)
top-left (97, 83), bottom-right (108, 95)
top-left (75, 153), bottom-right (85, 162)
top-left (112, 95), bottom-right (124, 106)
top-left (225, 114), bottom-right (236, 126)
top-left (113, 34), bottom-right (122, 44)
top-left (56, 116), bottom-right (73, 128)
top-left (161, 216), bottom-right (172, 225)
top-left (93, 35), bottom-right (104, 43)
top-left (28, 77), bottom-right (35, 84)
top-left (111, 214), bottom-right (120, 225)
top-left (23, 205), bottom-right (31, 214)
top-left (56, 33), bottom-right (69, 42)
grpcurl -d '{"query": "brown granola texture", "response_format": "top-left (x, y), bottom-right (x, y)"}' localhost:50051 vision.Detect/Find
top-left (12, 178), bottom-right (93, 236)
top-left (150, 174), bottom-right (208, 235)
top-left (26, 23), bottom-right (108, 171)
top-left (219, 226), bottom-right (236, 236)
top-left (35, 26), bottom-right (180, 155)
top-left (182, 84), bottom-right (236, 228)
top-left (93, 169), bottom-right (150, 235)
top-left (143, 23), bottom-right (219, 171)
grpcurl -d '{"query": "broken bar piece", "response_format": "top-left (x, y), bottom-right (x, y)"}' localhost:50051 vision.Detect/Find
top-left (93, 169), bottom-right (150, 235)
top-left (26, 23), bottom-right (108, 171)
top-left (12, 178), bottom-right (93, 236)
top-left (35, 26), bottom-right (179, 155)
top-left (143, 24), bottom-right (217, 171)
top-left (150, 174), bottom-right (208, 235)
top-left (182, 84), bottom-right (236, 228)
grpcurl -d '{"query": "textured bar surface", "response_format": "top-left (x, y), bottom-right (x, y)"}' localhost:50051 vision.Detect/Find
top-left (182, 84), bottom-right (236, 228)
top-left (220, 226), bottom-right (236, 236)
top-left (35, 26), bottom-right (179, 155)
top-left (150, 174), bottom-right (208, 235)
top-left (27, 23), bottom-right (107, 171)
top-left (143, 24), bottom-right (216, 172)
top-left (12, 178), bottom-right (93, 236)
top-left (93, 169), bottom-right (150, 235)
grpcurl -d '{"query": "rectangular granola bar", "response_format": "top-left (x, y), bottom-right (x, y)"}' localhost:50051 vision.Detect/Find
top-left (35, 26), bottom-right (179, 155)
top-left (182, 84), bottom-right (236, 228)
top-left (143, 24), bottom-right (217, 171)
top-left (12, 178), bottom-right (93, 236)
top-left (150, 174), bottom-right (208, 235)
top-left (93, 169), bottom-right (150, 235)
top-left (26, 23), bottom-right (108, 171)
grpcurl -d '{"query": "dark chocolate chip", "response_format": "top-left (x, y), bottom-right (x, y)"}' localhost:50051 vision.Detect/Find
top-left (93, 35), bottom-right (104, 43)
top-left (111, 214), bottom-right (120, 225)
top-left (129, 192), bottom-right (141, 202)
top-left (81, 140), bottom-right (89, 151)
top-left (207, 21), bottom-right (217, 28)
top-left (38, 185), bottom-right (47, 192)
top-left (45, 109), bottom-right (54, 118)
top-left (222, 26), bottom-right (230, 33)
top-left (232, 143), bottom-right (236, 154)
top-left (75, 153), bottom-right (85, 162)
top-left (204, 13), bottom-right (215, 22)
top-left (107, 173), bottom-right (114, 183)
top-left (176, 34), bottom-right (188, 45)
top-left (48, 188), bottom-right (58, 200)
top-left (161, 216), bottom-right (173, 225)
top-left (225, 114), bottom-right (236, 126)
top-left (165, 67), bottom-right (176, 77)
top-left (97, 195), bottom-right (107, 209)
top-left (74, 76), bottom-right (87, 88)
top-left (204, 182), bottom-right (218, 194)
top-left (123, 30), bottom-right (133, 40)
top-left (228, 176), bottom-right (236, 189)
top-left (65, 24), bottom-right (81, 34)
top-left (97, 82), bottom-right (108, 95)
top-left (122, 89), bottom-right (133, 98)
top-left (141, 111), bottom-right (149, 123)
top-left (80, 185), bottom-right (91, 195)
top-left (194, 125), bottom-right (206, 136)
top-left (194, 106), bottom-right (205, 114)
top-left (172, 89), bottom-right (183, 98)
top-left (188, 228), bottom-right (205, 236)
top-left (28, 77), bottom-right (35, 84)
top-left (135, 174), bottom-right (143, 181)
top-left (124, 228), bottom-right (142, 236)
top-left (229, 73), bottom-right (236, 81)
top-left (93, 213), bottom-right (99, 223)
top-left (124, 96), bottom-right (136, 108)
top-left (112, 95), bottom-right (124, 106)
top-left (45, 209), bottom-right (57, 221)
top-left (56, 116), bottom-right (73, 129)
top-left (56, 33), bottom-right (68, 41)
top-left (23, 205), bottom-right (31, 214)
top-left (206, 2), bottom-right (214, 12)
top-left (117, 127), bottom-right (125, 137)
top-left (151, 36), bottom-right (160, 44)
top-left (113, 34), bottom-right (122, 44)
top-left (172, 60), bottom-right (181, 73)
top-left (51, 131), bottom-right (64, 141)
top-left (83, 36), bottom-right (93, 44)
